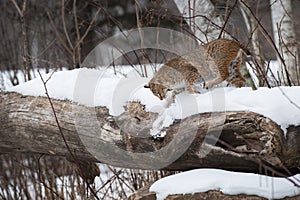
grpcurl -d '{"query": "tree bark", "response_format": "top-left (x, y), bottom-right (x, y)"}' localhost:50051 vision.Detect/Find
top-left (0, 91), bottom-right (300, 174)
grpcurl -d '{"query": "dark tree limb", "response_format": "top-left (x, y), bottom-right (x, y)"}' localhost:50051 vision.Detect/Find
top-left (0, 91), bottom-right (299, 175)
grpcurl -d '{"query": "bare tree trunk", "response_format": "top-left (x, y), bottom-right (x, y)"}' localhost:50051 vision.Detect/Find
top-left (173, 0), bottom-right (224, 43)
top-left (10, 0), bottom-right (31, 81)
top-left (270, 0), bottom-right (299, 85)
top-left (20, 11), bottom-right (31, 81)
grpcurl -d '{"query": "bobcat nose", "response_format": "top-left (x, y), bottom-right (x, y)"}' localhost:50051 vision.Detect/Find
top-left (158, 94), bottom-right (163, 100)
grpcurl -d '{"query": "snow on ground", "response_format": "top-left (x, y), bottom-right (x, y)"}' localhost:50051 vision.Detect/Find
top-left (5, 66), bottom-right (300, 133)
top-left (150, 169), bottom-right (300, 200)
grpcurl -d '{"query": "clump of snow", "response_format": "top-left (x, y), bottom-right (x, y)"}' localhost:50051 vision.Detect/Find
top-left (6, 66), bottom-right (300, 133)
top-left (150, 169), bottom-right (300, 200)
top-left (149, 91), bottom-right (176, 137)
top-left (0, 68), bottom-right (61, 90)
top-left (6, 69), bottom-right (80, 101)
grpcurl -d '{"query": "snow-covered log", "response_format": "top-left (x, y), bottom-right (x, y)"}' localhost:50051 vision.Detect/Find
top-left (1, 91), bottom-right (300, 174)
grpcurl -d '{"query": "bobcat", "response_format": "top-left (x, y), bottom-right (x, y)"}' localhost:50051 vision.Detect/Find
top-left (145, 39), bottom-right (247, 100)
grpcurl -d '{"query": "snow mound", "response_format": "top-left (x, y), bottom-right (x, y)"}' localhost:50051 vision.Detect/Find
top-left (150, 169), bottom-right (300, 200)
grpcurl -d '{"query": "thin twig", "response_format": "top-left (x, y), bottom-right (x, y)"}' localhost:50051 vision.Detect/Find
top-left (37, 70), bottom-right (100, 200)
top-left (175, 14), bottom-right (234, 41)
top-left (218, 0), bottom-right (239, 39)
top-left (277, 87), bottom-right (300, 110)
top-left (135, 0), bottom-right (147, 77)
top-left (37, 154), bottom-right (65, 200)
top-left (74, 8), bottom-right (101, 49)
top-left (38, 70), bottom-right (72, 154)
top-left (9, 0), bottom-right (22, 16)
top-left (61, 0), bottom-right (73, 50)
top-left (46, 11), bottom-right (73, 56)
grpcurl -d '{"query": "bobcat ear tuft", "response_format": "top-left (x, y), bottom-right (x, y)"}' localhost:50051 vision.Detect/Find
top-left (144, 85), bottom-right (150, 88)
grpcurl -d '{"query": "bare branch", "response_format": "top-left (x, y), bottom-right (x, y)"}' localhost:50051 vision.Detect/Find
top-left (46, 11), bottom-right (73, 56)
top-left (74, 7), bottom-right (101, 49)
top-left (61, 0), bottom-right (74, 50)
top-left (21, 0), bottom-right (27, 14)
top-left (9, 0), bottom-right (22, 16)
top-left (37, 71), bottom-right (100, 199)
top-left (218, 0), bottom-right (239, 39)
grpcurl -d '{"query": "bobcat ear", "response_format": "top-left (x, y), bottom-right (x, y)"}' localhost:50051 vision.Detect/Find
top-left (144, 85), bottom-right (150, 88)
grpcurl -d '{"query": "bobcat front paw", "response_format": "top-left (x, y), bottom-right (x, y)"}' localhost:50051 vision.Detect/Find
top-left (189, 89), bottom-right (200, 94)
top-left (203, 83), bottom-right (210, 89)
top-left (187, 86), bottom-right (200, 94)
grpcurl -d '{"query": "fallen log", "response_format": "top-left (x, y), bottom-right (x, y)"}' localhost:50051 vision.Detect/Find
top-left (0, 91), bottom-right (299, 175)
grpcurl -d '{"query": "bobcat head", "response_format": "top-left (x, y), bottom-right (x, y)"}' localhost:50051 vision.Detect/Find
top-left (145, 83), bottom-right (170, 100)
